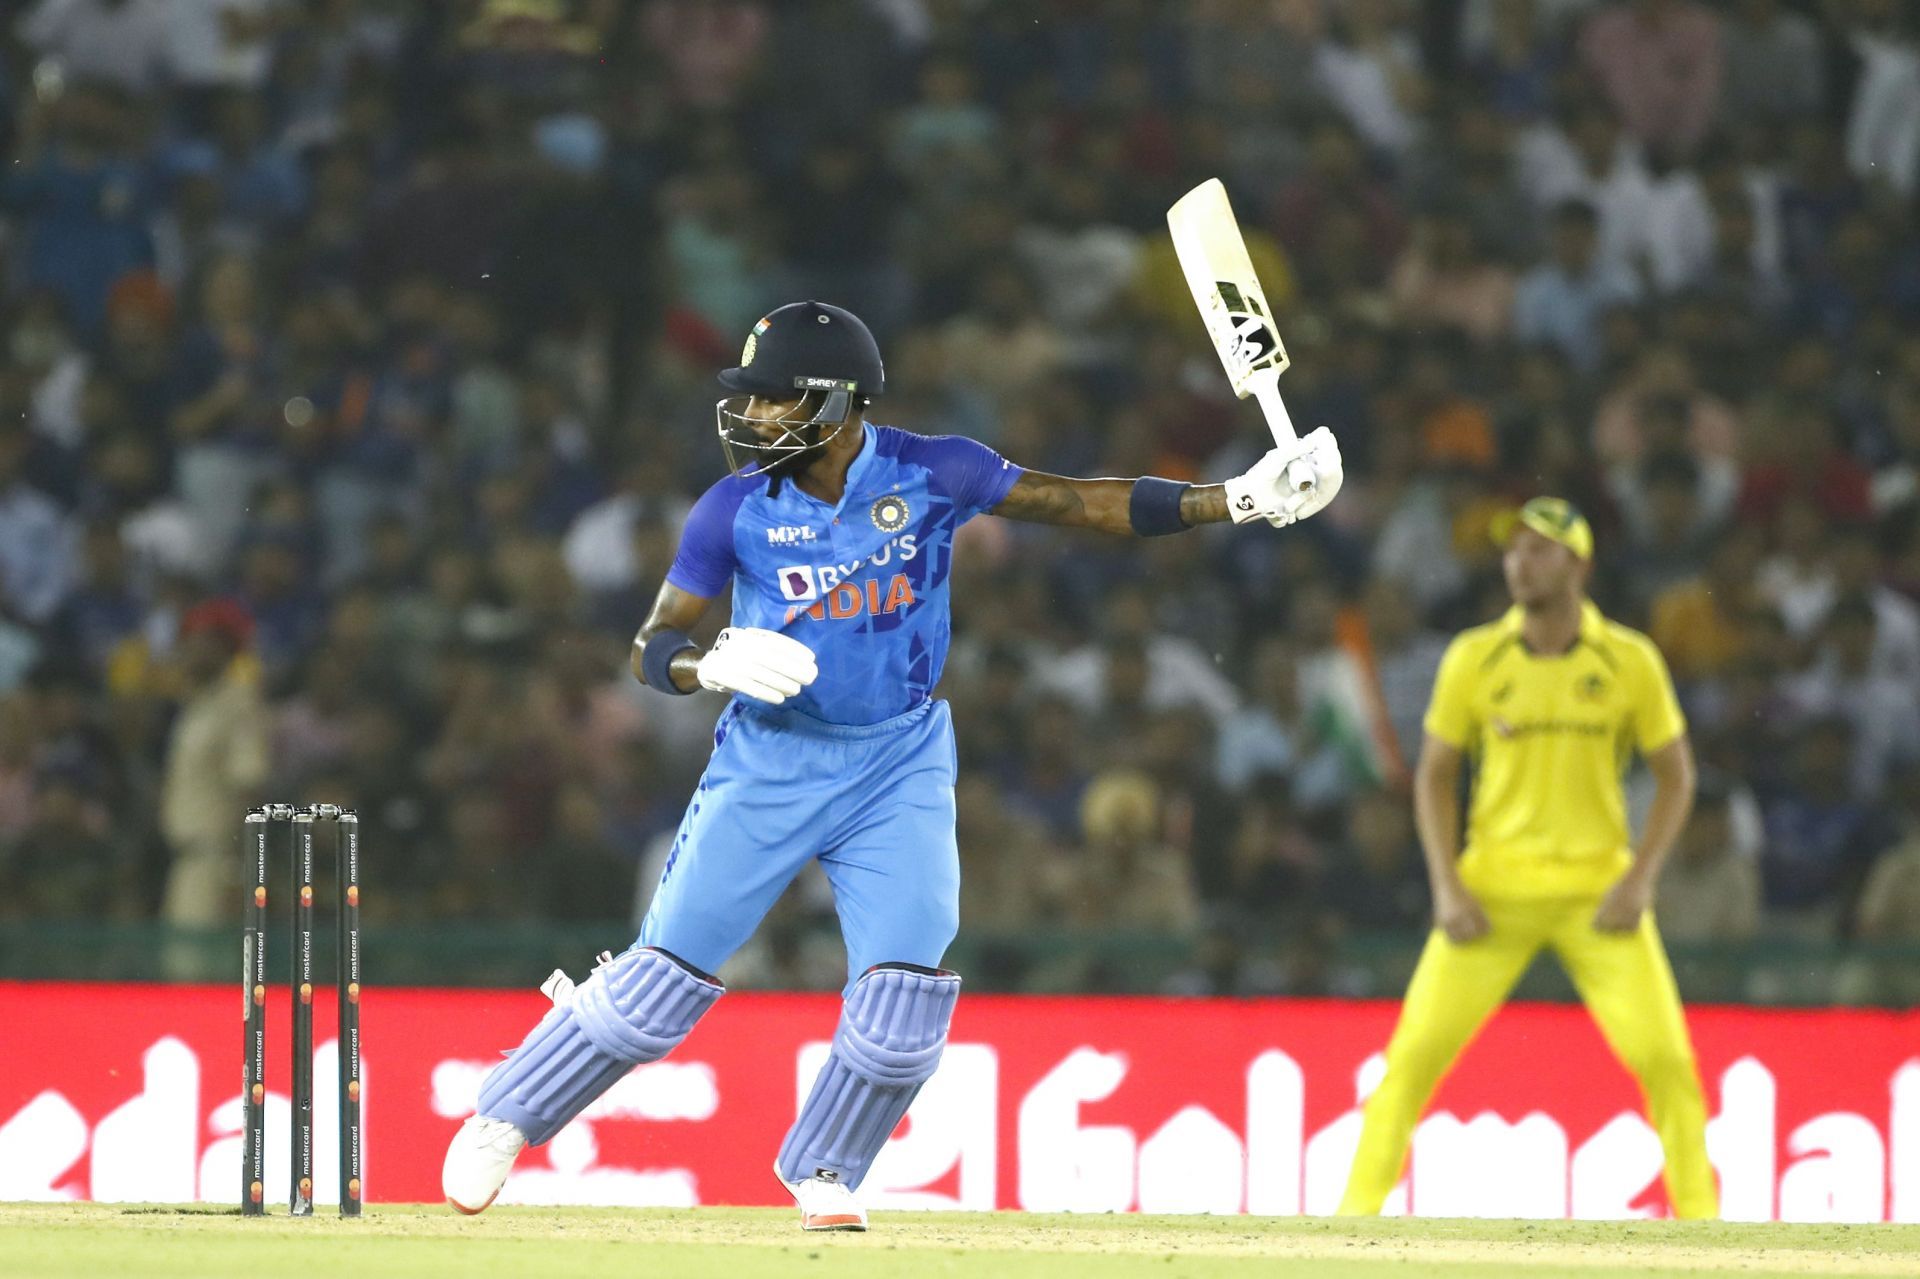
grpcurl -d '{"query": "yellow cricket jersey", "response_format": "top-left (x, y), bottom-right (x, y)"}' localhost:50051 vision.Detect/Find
top-left (1425, 600), bottom-right (1687, 899)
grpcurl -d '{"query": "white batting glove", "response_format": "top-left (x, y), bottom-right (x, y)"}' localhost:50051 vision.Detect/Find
top-left (696, 627), bottom-right (819, 705)
top-left (1221, 427), bottom-right (1344, 528)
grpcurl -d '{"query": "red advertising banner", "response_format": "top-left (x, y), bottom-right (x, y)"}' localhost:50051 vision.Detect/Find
top-left (2, 981), bottom-right (1915, 1221)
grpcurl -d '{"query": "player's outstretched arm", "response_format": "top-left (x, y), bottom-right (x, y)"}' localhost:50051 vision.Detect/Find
top-left (989, 426), bottom-right (1342, 535)
top-left (631, 582), bottom-right (714, 694)
top-left (990, 471), bottom-right (1210, 533)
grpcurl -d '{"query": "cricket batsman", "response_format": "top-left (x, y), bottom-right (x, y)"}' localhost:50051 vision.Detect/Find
top-left (442, 300), bottom-right (1344, 1228)
top-left (1337, 498), bottom-right (1717, 1218)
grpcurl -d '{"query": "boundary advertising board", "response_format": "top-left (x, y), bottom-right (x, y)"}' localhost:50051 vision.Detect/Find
top-left (2, 982), bottom-right (1914, 1220)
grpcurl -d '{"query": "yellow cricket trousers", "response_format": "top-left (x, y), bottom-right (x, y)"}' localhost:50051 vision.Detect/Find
top-left (1337, 895), bottom-right (1718, 1218)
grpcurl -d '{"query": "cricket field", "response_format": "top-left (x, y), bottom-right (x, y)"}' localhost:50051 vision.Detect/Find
top-left (5, 1204), bottom-right (1919, 1278)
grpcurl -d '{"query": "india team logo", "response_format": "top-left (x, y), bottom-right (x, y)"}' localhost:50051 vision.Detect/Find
top-left (742, 315), bottom-right (772, 366)
top-left (870, 495), bottom-right (910, 533)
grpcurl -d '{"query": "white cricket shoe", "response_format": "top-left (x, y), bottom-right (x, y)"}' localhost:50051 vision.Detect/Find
top-left (443, 1115), bottom-right (527, 1214)
top-left (778, 1165), bottom-right (868, 1231)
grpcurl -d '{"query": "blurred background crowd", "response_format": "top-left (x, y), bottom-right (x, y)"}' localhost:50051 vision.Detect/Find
top-left (2, 0), bottom-right (1918, 1001)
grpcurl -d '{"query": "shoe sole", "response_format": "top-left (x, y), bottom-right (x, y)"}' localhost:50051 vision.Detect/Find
top-left (446, 1187), bottom-right (499, 1215)
top-left (775, 1160), bottom-right (867, 1231)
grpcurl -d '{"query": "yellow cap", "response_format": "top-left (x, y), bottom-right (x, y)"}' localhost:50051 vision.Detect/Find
top-left (1491, 496), bottom-right (1593, 560)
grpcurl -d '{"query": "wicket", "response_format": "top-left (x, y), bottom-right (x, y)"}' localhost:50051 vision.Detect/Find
top-left (242, 804), bottom-right (362, 1217)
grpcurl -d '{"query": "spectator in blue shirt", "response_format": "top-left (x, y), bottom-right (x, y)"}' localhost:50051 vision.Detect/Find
top-left (1760, 718), bottom-right (1897, 927)
top-left (0, 422), bottom-right (76, 626)
top-left (4, 84), bottom-right (156, 337)
top-left (1512, 200), bottom-right (1640, 374)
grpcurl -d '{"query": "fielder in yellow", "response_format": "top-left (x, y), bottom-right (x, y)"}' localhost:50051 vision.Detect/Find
top-left (1338, 497), bottom-right (1718, 1219)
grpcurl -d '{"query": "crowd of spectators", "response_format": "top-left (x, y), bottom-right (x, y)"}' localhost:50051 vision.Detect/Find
top-left (2, 0), bottom-right (1919, 1000)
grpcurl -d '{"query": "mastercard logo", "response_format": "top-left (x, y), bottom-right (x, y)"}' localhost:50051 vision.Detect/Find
top-left (254, 887), bottom-right (267, 906)
top-left (346, 885), bottom-right (359, 907)
top-left (347, 1080), bottom-right (361, 1102)
top-left (251, 1083), bottom-right (265, 1104)
top-left (299, 1177), bottom-right (312, 1196)
top-left (346, 1178), bottom-right (361, 1198)
top-left (347, 982), bottom-right (360, 1004)
top-left (300, 886), bottom-right (313, 906)
top-left (249, 1181), bottom-right (263, 1203)
top-left (300, 983), bottom-right (312, 1004)
top-left (252, 984), bottom-right (266, 1006)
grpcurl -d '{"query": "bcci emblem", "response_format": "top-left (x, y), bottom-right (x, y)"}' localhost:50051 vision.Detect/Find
top-left (742, 315), bottom-right (772, 367)
top-left (871, 495), bottom-right (910, 533)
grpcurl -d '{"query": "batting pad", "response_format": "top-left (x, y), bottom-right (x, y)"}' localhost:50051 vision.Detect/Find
top-left (776, 963), bottom-right (961, 1188)
top-left (477, 946), bottom-right (722, 1145)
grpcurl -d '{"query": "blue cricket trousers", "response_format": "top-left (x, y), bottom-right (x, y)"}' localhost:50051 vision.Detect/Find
top-left (637, 698), bottom-right (961, 986)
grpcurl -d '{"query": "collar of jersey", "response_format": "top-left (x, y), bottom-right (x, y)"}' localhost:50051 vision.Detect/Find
top-left (1498, 599), bottom-right (1603, 646)
top-left (777, 423), bottom-right (878, 518)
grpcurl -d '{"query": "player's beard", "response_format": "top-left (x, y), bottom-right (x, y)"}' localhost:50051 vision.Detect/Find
top-left (757, 425), bottom-right (833, 496)
top-left (762, 428), bottom-right (830, 481)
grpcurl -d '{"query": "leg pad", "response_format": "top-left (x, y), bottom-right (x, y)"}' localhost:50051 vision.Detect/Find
top-left (478, 947), bottom-right (722, 1145)
top-left (776, 964), bottom-right (960, 1188)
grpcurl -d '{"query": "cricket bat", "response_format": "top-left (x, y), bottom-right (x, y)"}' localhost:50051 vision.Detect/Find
top-left (1167, 177), bottom-right (1315, 492)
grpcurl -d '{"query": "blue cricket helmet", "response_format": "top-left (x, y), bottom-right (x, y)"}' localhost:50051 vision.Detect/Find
top-left (717, 300), bottom-right (885, 401)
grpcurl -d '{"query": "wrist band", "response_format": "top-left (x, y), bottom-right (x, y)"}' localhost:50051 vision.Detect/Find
top-left (1129, 476), bottom-right (1191, 537)
top-left (640, 628), bottom-right (696, 695)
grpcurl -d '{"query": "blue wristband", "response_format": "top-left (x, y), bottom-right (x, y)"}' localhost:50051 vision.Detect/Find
top-left (641, 628), bottom-right (696, 695)
top-left (1130, 476), bottom-right (1191, 537)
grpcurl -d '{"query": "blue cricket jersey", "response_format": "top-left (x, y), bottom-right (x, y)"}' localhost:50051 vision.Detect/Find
top-left (665, 424), bottom-right (1023, 725)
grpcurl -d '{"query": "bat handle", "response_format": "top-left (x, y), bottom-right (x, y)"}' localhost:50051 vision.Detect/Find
top-left (1251, 374), bottom-right (1316, 493)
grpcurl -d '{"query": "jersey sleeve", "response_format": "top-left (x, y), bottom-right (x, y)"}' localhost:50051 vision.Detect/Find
top-left (1422, 634), bottom-right (1480, 750)
top-left (1627, 635), bottom-right (1687, 755)
top-left (665, 478), bottom-right (746, 598)
top-left (915, 434), bottom-right (1024, 521)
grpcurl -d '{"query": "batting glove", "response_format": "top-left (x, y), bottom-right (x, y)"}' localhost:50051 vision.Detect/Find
top-left (1222, 426), bottom-right (1344, 528)
top-left (696, 626), bottom-right (819, 705)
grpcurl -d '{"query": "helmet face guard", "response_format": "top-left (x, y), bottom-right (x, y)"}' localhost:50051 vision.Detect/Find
top-left (714, 377), bottom-right (863, 482)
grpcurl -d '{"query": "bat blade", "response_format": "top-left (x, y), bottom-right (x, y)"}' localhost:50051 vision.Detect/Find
top-left (1166, 178), bottom-right (1291, 398)
top-left (1168, 177), bottom-right (1311, 475)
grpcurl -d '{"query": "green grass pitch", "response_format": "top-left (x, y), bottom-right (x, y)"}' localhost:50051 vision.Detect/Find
top-left (4, 1204), bottom-right (1917, 1279)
